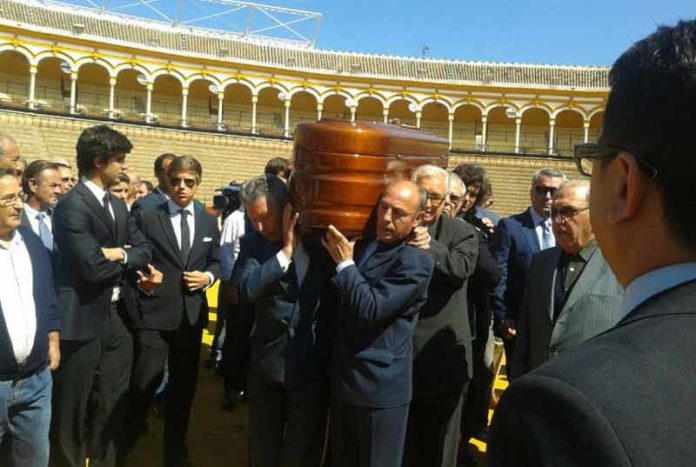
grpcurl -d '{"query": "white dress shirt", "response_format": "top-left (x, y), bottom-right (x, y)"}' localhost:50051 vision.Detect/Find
top-left (621, 262), bottom-right (696, 319)
top-left (530, 207), bottom-right (555, 250)
top-left (220, 209), bottom-right (246, 281)
top-left (23, 204), bottom-right (52, 236)
top-left (0, 231), bottom-right (37, 364)
top-left (276, 243), bottom-right (310, 288)
top-left (81, 176), bottom-right (127, 302)
top-left (167, 199), bottom-right (214, 288)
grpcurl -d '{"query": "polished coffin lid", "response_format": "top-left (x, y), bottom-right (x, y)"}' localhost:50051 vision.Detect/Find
top-left (291, 119), bottom-right (449, 237)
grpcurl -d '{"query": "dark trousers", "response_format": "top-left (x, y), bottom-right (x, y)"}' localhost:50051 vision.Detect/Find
top-left (331, 401), bottom-right (409, 467)
top-left (247, 372), bottom-right (326, 467)
top-left (128, 319), bottom-right (202, 466)
top-left (403, 385), bottom-right (468, 467)
top-left (462, 328), bottom-right (494, 438)
top-left (51, 302), bottom-right (133, 467)
top-left (221, 304), bottom-right (253, 394)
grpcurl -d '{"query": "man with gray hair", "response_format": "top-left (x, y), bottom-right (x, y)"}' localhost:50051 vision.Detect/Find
top-left (491, 167), bottom-right (565, 362)
top-left (235, 174), bottom-right (333, 467)
top-left (403, 165), bottom-right (479, 467)
top-left (509, 180), bottom-right (623, 379)
top-left (443, 171), bottom-right (466, 218)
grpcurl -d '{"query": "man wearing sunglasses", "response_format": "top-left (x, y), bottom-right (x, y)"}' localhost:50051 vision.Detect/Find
top-left (490, 20), bottom-right (696, 467)
top-left (126, 155), bottom-right (220, 467)
top-left (490, 168), bottom-right (565, 363)
top-left (507, 180), bottom-right (622, 381)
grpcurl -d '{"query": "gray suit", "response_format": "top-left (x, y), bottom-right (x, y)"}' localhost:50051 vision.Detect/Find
top-left (510, 244), bottom-right (623, 379)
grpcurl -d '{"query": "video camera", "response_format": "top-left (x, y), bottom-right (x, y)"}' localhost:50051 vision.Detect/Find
top-left (213, 183), bottom-right (242, 220)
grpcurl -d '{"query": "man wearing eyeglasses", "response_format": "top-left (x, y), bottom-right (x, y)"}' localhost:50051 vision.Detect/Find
top-left (507, 180), bottom-right (622, 380)
top-left (126, 155), bottom-right (219, 467)
top-left (403, 165), bottom-right (479, 467)
top-left (490, 168), bottom-right (565, 363)
top-left (490, 20), bottom-right (696, 467)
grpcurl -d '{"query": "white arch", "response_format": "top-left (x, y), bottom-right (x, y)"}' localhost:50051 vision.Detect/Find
top-left (451, 100), bottom-right (485, 115)
top-left (255, 81), bottom-right (290, 97)
top-left (150, 68), bottom-right (186, 87)
top-left (420, 98), bottom-right (453, 114)
top-left (33, 50), bottom-right (76, 70)
top-left (484, 102), bottom-right (518, 117)
top-left (287, 86), bottom-right (321, 102)
top-left (75, 56), bottom-right (114, 76)
top-left (113, 62), bottom-right (152, 81)
top-left (319, 88), bottom-right (353, 105)
top-left (552, 106), bottom-right (587, 122)
top-left (588, 107), bottom-right (605, 121)
top-left (385, 94), bottom-right (418, 108)
top-left (184, 73), bottom-right (222, 89)
top-left (0, 45), bottom-right (32, 66)
top-left (220, 78), bottom-right (255, 95)
top-left (519, 104), bottom-right (552, 119)
top-left (354, 91), bottom-right (387, 108)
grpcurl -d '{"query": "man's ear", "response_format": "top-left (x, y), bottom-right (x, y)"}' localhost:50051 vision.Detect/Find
top-left (27, 177), bottom-right (38, 196)
top-left (606, 152), bottom-right (652, 224)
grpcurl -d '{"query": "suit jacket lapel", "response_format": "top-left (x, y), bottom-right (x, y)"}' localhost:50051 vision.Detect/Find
top-left (187, 204), bottom-right (207, 268)
top-left (522, 209), bottom-right (541, 253)
top-left (559, 247), bottom-right (603, 315)
top-left (157, 204), bottom-right (184, 268)
top-left (542, 248), bottom-right (562, 322)
top-left (76, 182), bottom-right (115, 238)
top-left (360, 242), bottom-right (402, 275)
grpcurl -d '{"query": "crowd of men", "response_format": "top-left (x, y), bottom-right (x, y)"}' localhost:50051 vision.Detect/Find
top-left (0, 19), bottom-right (695, 467)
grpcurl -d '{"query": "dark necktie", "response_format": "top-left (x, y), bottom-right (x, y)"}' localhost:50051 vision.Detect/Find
top-left (179, 209), bottom-right (191, 264)
top-left (35, 212), bottom-right (53, 251)
top-left (102, 193), bottom-right (111, 218)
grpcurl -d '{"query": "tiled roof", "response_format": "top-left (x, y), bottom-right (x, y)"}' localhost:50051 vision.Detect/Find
top-left (0, 0), bottom-right (609, 89)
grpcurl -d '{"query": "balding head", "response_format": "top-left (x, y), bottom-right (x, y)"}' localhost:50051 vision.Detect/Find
top-left (0, 135), bottom-right (19, 163)
top-left (376, 180), bottom-right (426, 244)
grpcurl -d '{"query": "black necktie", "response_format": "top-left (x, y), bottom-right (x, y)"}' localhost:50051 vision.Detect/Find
top-left (179, 209), bottom-right (191, 265)
top-left (102, 193), bottom-right (111, 218)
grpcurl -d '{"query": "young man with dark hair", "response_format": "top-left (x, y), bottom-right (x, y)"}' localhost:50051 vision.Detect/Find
top-left (264, 157), bottom-right (292, 183)
top-left (127, 155), bottom-right (220, 467)
top-left (20, 160), bottom-right (62, 251)
top-left (490, 20), bottom-right (696, 466)
top-left (50, 125), bottom-right (153, 467)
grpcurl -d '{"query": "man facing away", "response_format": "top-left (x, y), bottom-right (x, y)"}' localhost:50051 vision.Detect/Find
top-left (130, 152), bottom-right (176, 216)
top-left (490, 168), bottom-right (565, 361)
top-left (127, 155), bottom-right (220, 467)
top-left (404, 165), bottom-right (479, 467)
top-left (50, 125), bottom-right (153, 467)
top-left (509, 180), bottom-right (623, 380)
top-left (490, 20), bottom-right (696, 466)
top-left (20, 160), bottom-right (62, 251)
top-left (322, 180), bottom-right (434, 467)
top-left (0, 168), bottom-right (60, 467)
top-left (237, 174), bottom-right (333, 467)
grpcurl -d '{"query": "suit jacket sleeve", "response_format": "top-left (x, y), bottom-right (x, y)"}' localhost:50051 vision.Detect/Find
top-left (332, 250), bottom-right (434, 324)
top-left (124, 213), bottom-right (151, 270)
top-left (237, 238), bottom-right (285, 303)
top-left (470, 229), bottom-right (502, 290)
top-left (53, 201), bottom-right (124, 285)
top-left (204, 220), bottom-right (221, 282)
top-left (509, 269), bottom-right (532, 380)
top-left (488, 374), bottom-right (630, 467)
top-left (35, 237), bottom-right (61, 332)
top-left (490, 218), bottom-right (513, 321)
top-left (427, 220), bottom-right (479, 287)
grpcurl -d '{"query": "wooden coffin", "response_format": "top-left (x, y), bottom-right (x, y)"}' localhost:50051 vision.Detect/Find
top-left (290, 119), bottom-right (449, 237)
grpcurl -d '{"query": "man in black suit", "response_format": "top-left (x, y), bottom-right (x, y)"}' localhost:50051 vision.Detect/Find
top-left (127, 155), bottom-right (220, 467)
top-left (130, 152), bottom-right (176, 216)
top-left (401, 165), bottom-right (478, 467)
top-left (490, 20), bottom-right (696, 466)
top-left (20, 160), bottom-right (62, 251)
top-left (509, 180), bottom-right (623, 380)
top-left (237, 174), bottom-right (333, 467)
top-left (322, 180), bottom-right (434, 467)
top-left (50, 125), bottom-right (152, 467)
top-left (490, 167), bottom-right (565, 361)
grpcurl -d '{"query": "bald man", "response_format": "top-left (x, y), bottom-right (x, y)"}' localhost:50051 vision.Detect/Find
top-left (322, 181), bottom-right (435, 467)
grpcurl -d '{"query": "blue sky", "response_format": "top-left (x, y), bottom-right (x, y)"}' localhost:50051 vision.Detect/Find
top-left (272, 0), bottom-right (695, 66)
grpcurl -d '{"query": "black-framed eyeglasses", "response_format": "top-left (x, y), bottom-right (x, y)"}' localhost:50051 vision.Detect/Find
top-left (426, 192), bottom-right (447, 206)
top-left (551, 205), bottom-right (589, 221)
top-left (0, 192), bottom-right (23, 208)
top-left (533, 186), bottom-right (557, 197)
top-left (169, 177), bottom-right (197, 189)
top-left (573, 143), bottom-right (659, 179)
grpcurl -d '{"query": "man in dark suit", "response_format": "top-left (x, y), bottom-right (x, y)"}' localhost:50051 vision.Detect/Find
top-left (20, 160), bottom-right (62, 251)
top-left (236, 174), bottom-right (333, 467)
top-left (322, 180), bottom-right (433, 467)
top-left (130, 152), bottom-right (176, 216)
top-left (490, 167), bottom-right (565, 360)
top-left (127, 155), bottom-right (220, 467)
top-left (403, 165), bottom-right (479, 467)
top-left (0, 168), bottom-right (61, 467)
top-left (509, 180), bottom-right (623, 379)
top-left (50, 125), bottom-right (152, 467)
top-left (490, 20), bottom-right (696, 466)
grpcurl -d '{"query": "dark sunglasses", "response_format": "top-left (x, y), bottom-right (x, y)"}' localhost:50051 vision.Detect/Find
top-left (169, 177), bottom-right (197, 189)
top-left (534, 186), bottom-right (557, 197)
top-left (573, 143), bottom-right (659, 179)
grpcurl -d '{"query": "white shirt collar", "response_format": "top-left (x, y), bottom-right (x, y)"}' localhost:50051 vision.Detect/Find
top-left (23, 204), bottom-right (43, 220)
top-left (167, 199), bottom-right (195, 216)
top-left (621, 262), bottom-right (696, 319)
top-left (81, 176), bottom-right (108, 203)
top-left (0, 230), bottom-right (23, 250)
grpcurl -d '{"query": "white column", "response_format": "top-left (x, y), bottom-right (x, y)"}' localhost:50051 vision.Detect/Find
top-left (350, 106), bottom-right (356, 122)
top-left (481, 115), bottom-right (488, 151)
top-left (251, 95), bottom-right (258, 134)
top-left (583, 121), bottom-right (590, 143)
top-left (217, 92), bottom-right (224, 130)
top-left (415, 111), bottom-right (422, 129)
top-left (283, 98), bottom-right (291, 137)
top-left (514, 117), bottom-right (522, 154)
top-left (181, 87), bottom-right (189, 128)
top-left (447, 112), bottom-right (454, 150)
top-left (69, 71), bottom-right (78, 114)
top-left (383, 108), bottom-right (389, 124)
top-left (145, 82), bottom-right (153, 123)
top-left (316, 102), bottom-right (323, 121)
top-left (108, 76), bottom-right (116, 119)
top-left (27, 65), bottom-right (37, 110)
top-left (548, 118), bottom-right (556, 155)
